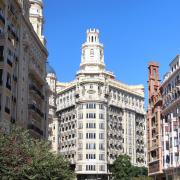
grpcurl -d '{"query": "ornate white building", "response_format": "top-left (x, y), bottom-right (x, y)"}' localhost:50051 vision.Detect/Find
top-left (54, 29), bottom-right (146, 179)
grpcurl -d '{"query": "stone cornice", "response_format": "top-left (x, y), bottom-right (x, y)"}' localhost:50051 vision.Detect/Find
top-left (109, 79), bottom-right (145, 98)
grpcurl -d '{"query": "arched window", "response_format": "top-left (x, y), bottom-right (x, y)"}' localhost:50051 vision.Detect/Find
top-left (91, 36), bottom-right (93, 42)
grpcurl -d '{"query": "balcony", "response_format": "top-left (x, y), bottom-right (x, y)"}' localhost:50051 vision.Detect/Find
top-left (12, 96), bottom-right (16, 103)
top-left (28, 104), bottom-right (44, 118)
top-left (0, 13), bottom-right (5, 24)
top-left (175, 80), bottom-right (180, 87)
top-left (11, 117), bottom-right (16, 124)
top-left (15, 56), bottom-right (18, 62)
top-left (5, 107), bottom-right (10, 114)
top-left (29, 84), bottom-right (44, 100)
top-left (6, 83), bottom-right (11, 90)
top-left (8, 25), bottom-right (19, 42)
top-left (27, 123), bottom-right (43, 136)
top-left (29, 61), bottom-right (45, 85)
top-left (7, 59), bottom-right (12, 67)
top-left (13, 75), bottom-right (17, 82)
top-left (148, 160), bottom-right (161, 174)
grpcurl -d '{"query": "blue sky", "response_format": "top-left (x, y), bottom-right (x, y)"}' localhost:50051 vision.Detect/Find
top-left (44, 0), bottom-right (180, 90)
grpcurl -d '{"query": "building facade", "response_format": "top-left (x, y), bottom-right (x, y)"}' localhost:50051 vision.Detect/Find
top-left (56, 29), bottom-right (146, 179)
top-left (147, 62), bottom-right (163, 178)
top-left (147, 57), bottom-right (180, 180)
top-left (161, 56), bottom-right (180, 179)
top-left (0, 0), bottom-right (48, 138)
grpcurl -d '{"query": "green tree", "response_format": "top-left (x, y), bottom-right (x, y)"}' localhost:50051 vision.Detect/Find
top-left (111, 155), bottom-right (133, 180)
top-left (131, 166), bottom-right (148, 177)
top-left (0, 126), bottom-right (75, 180)
top-left (111, 155), bottom-right (149, 180)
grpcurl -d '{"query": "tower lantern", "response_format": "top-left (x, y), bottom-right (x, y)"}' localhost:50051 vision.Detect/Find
top-left (79, 29), bottom-right (105, 74)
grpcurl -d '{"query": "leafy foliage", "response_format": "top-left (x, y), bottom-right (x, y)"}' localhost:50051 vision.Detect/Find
top-left (131, 166), bottom-right (148, 177)
top-left (111, 155), bottom-right (148, 180)
top-left (0, 127), bottom-right (75, 180)
top-left (111, 155), bottom-right (132, 180)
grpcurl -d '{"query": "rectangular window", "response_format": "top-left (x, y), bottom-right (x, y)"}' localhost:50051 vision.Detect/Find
top-left (86, 165), bottom-right (96, 171)
top-left (79, 104), bottom-right (83, 109)
top-left (99, 133), bottom-right (104, 139)
top-left (0, 69), bottom-right (2, 85)
top-left (86, 103), bottom-right (96, 109)
top-left (78, 143), bottom-right (83, 150)
top-left (77, 165), bottom-right (82, 171)
top-left (86, 143), bottom-right (96, 149)
top-left (174, 138), bottom-right (178, 147)
top-left (99, 104), bottom-right (104, 109)
top-left (86, 133), bottom-right (96, 139)
top-left (129, 148), bottom-right (132, 154)
top-left (90, 49), bottom-right (94, 57)
top-left (99, 143), bottom-right (105, 150)
top-left (78, 113), bottom-right (83, 119)
top-left (0, 46), bottom-right (4, 60)
top-left (78, 133), bottom-right (83, 139)
top-left (78, 154), bottom-right (83, 160)
top-left (99, 113), bottom-right (104, 119)
top-left (6, 73), bottom-right (11, 90)
top-left (99, 165), bottom-right (105, 171)
top-left (5, 96), bottom-right (10, 114)
top-left (86, 113), bottom-right (96, 119)
top-left (78, 123), bottom-right (83, 129)
top-left (5, 96), bottom-right (10, 108)
top-left (86, 123), bottom-right (96, 128)
top-left (99, 154), bottom-right (105, 160)
top-left (99, 123), bottom-right (104, 129)
top-left (86, 154), bottom-right (96, 159)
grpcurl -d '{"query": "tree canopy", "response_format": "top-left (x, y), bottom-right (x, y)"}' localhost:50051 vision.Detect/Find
top-left (111, 154), bottom-right (149, 180)
top-left (0, 127), bottom-right (75, 180)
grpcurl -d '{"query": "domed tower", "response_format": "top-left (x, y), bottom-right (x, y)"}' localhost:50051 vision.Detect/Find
top-left (78, 29), bottom-right (105, 74)
top-left (29, 0), bottom-right (46, 45)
